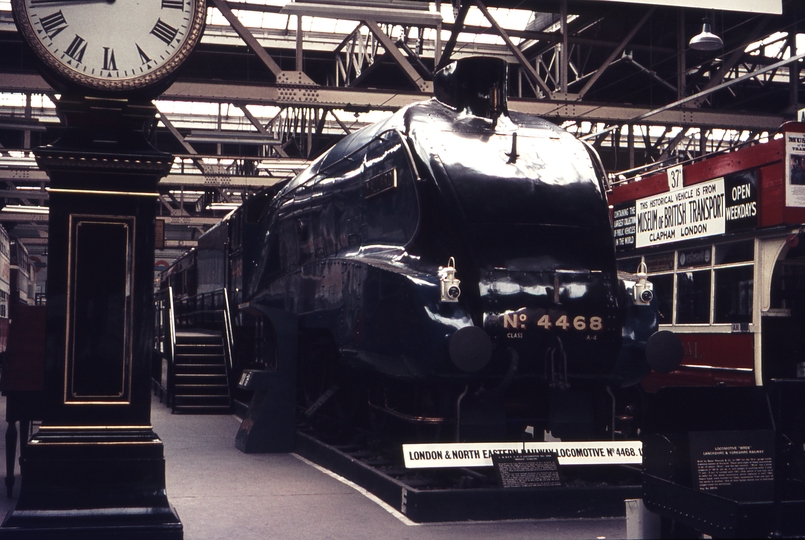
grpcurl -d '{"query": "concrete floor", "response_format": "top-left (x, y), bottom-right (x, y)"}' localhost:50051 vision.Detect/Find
top-left (1, 396), bottom-right (628, 540)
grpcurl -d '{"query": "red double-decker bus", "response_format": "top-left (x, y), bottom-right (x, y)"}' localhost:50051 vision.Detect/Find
top-left (609, 122), bottom-right (805, 391)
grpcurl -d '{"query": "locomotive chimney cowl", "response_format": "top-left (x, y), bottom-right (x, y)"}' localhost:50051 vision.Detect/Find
top-left (433, 56), bottom-right (508, 119)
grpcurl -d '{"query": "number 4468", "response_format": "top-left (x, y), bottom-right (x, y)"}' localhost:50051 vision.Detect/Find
top-left (537, 314), bottom-right (603, 331)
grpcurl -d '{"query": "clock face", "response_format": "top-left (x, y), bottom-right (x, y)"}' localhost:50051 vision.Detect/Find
top-left (13, 0), bottom-right (205, 93)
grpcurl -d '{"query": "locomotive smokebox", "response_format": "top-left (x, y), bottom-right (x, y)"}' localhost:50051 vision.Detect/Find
top-left (433, 56), bottom-right (508, 119)
top-left (449, 326), bottom-right (494, 372)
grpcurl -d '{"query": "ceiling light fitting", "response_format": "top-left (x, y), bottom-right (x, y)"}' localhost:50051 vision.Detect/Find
top-left (689, 19), bottom-right (723, 52)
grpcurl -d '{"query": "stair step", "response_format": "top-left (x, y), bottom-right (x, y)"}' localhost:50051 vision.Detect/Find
top-left (173, 394), bottom-right (229, 407)
top-left (175, 357), bottom-right (227, 367)
top-left (175, 369), bottom-right (227, 376)
top-left (175, 384), bottom-right (229, 395)
top-left (174, 394), bottom-right (230, 402)
top-left (175, 330), bottom-right (222, 338)
top-left (174, 345), bottom-right (224, 356)
top-left (172, 405), bottom-right (232, 415)
top-left (174, 376), bottom-right (228, 385)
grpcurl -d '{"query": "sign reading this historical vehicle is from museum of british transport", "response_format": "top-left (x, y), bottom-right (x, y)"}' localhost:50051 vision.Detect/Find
top-left (786, 132), bottom-right (805, 208)
top-left (634, 178), bottom-right (726, 249)
top-left (402, 441), bottom-right (643, 468)
top-left (613, 171), bottom-right (757, 251)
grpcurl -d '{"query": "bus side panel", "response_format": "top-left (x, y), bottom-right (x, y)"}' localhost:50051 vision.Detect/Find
top-left (641, 333), bottom-right (754, 392)
top-left (760, 162), bottom-right (785, 227)
top-left (684, 138), bottom-right (783, 185)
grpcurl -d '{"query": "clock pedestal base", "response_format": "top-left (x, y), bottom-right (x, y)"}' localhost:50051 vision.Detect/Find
top-left (0, 95), bottom-right (182, 539)
top-left (0, 428), bottom-right (182, 540)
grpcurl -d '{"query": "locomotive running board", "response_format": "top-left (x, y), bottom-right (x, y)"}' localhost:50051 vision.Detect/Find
top-left (294, 431), bottom-right (641, 523)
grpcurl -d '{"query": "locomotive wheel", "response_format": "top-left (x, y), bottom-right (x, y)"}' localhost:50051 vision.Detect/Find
top-left (298, 331), bottom-right (335, 410)
top-left (298, 331), bottom-right (365, 425)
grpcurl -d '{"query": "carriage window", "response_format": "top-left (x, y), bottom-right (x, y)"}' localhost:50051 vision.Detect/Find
top-left (714, 266), bottom-right (753, 323)
top-left (676, 270), bottom-right (711, 324)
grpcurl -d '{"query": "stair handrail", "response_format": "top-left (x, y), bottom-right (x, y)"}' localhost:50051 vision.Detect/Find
top-left (221, 287), bottom-right (235, 374)
top-left (167, 286), bottom-right (177, 371)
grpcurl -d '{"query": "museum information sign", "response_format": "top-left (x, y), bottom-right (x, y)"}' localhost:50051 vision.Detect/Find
top-left (493, 452), bottom-right (562, 488)
top-left (688, 430), bottom-right (775, 501)
top-left (615, 170), bottom-right (757, 252)
top-left (402, 440), bottom-right (643, 468)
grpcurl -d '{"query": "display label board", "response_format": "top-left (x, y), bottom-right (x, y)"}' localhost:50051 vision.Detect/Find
top-left (614, 170), bottom-right (757, 251)
top-left (689, 430), bottom-right (775, 501)
top-left (493, 452), bottom-right (562, 488)
top-left (402, 440), bottom-right (643, 468)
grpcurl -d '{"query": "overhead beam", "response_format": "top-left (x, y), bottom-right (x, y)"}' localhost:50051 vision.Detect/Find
top-left (210, 0), bottom-right (284, 77)
top-left (472, 0), bottom-right (553, 97)
top-left (159, 173), bottom-right (294, 190)
top-left (577, 8), bottom-right (655, 99)
top-left (0, 72), bottom-right (789, 131)
top-left (436, 1), bottom-right (470, 71)
top-left (362, 20), bottom-right (432, 92)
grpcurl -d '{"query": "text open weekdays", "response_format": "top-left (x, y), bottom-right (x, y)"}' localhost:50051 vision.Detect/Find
top-left (402, 440), bottom-right (643, 468)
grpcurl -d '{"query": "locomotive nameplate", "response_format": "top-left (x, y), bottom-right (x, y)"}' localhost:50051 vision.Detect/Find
top-left (364, 168), bottom-right (397, 198)
top-left (403, 441), bottom-right (643, 468)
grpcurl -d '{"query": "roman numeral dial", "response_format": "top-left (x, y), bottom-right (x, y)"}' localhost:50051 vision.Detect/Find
top-left (39, 10), bottom-right (68, 39)
top-left (14, 0), bottom-right (205, 93)
top-left (151, 19), bottom-right (179, 45)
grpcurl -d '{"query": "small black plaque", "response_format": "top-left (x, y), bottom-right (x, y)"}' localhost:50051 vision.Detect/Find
top-left (493, 452), bottom-right (562, 488)
top-left (689, 430), bottom-right (775, 502)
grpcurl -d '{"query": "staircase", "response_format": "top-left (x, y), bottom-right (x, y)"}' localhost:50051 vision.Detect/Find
top-left (172, 329), bottom-right (232, 414)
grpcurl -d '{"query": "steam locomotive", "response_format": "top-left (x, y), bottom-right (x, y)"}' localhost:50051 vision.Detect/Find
top-left (161, 57), bottom-right (678, 441)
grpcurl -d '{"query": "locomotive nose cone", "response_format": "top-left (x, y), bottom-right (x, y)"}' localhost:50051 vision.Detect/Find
top-left (449, 326), bottom-right (493, 372)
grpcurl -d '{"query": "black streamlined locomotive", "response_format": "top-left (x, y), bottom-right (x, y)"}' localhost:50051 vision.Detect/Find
top-left (161, 57), bottom-right (678, 441)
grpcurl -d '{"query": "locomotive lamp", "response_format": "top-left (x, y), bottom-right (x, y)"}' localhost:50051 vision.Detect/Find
top-left (633, 262), bottom-right (654, 305)
top-left (2, 0), bottom-right (205, 537)
top-left (439, 257), bottom-right (461, 302)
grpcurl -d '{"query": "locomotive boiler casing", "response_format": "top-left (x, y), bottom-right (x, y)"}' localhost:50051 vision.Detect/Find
top-left (241, 57), bottom-right (660, 438)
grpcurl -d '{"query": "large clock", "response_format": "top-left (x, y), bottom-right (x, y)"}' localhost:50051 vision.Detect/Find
top-left (12, 0), bottom-right (206, 95)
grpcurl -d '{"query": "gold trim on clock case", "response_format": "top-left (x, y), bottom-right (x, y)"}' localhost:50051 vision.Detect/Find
top-left (64, 215), bottom-right (136, 405)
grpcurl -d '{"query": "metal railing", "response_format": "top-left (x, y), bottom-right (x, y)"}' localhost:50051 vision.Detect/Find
top-left (153, 286), bottom-right (177, 403)
top-left (170, 287), bottom-right (235, 375)
top-left (222, 287), bottom-right (235, 373)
